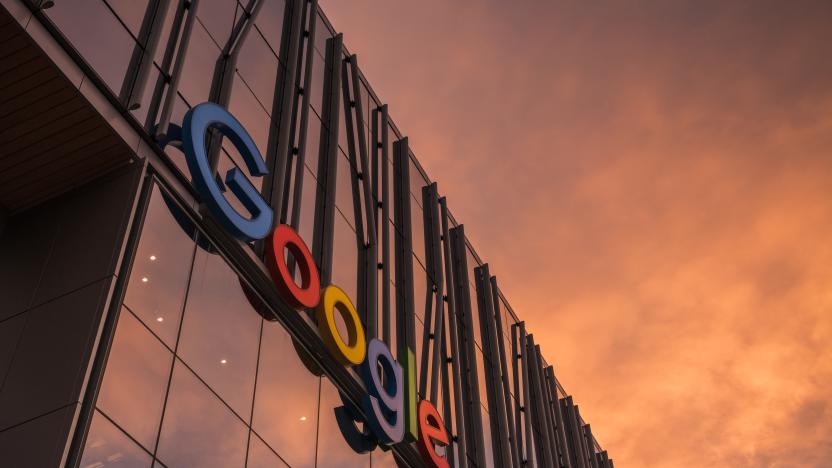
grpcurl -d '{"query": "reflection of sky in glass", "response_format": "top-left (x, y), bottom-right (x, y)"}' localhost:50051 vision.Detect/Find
top-left (316, 378), bottom-right (370, 467)
top-left (178, 248), bottom-right (261, 419)
top-left (156, 361), bottom-right (248, 467)
top-left (81, 410), bottom-right (152, 468)
top-left (96, 309), bottom-right (172, 452)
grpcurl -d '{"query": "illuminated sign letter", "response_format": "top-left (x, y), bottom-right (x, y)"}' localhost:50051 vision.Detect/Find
top-left (417, 400), bottom-right (450, 468)
top-left (362, 339), bottom-right (404, 445)
top-left (181, 102), bottom-right (273, 241)
top-left (316, 285), bottom-right (367, 366)
top-left (266, 225), bottom-right (320, 309)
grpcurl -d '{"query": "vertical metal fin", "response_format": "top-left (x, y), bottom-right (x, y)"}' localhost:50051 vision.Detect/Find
top-left (120, 0), bottom-right (171, 110)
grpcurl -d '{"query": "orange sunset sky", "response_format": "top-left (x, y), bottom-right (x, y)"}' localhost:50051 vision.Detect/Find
top-left (321, 1), bottom-right (832, 466)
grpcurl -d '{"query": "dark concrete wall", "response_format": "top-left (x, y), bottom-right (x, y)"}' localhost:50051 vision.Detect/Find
top-left (0, 163), bottom-right (142, 467)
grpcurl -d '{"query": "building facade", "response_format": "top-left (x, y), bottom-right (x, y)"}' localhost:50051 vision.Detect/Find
top-left (0, 0), bottom-right (614, 467)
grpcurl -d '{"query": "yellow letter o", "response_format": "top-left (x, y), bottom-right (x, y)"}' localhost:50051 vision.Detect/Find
top-left (316, 285), bottom-right (366, 366)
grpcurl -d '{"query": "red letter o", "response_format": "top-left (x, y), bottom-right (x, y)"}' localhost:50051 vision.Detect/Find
top-left (266, 224), bottom-right (320, 309)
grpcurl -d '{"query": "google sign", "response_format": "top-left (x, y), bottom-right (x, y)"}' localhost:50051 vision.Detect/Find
top-left (174, 102), bottom-right (450, 467)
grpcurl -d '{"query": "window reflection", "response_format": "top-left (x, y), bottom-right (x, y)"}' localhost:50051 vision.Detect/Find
top-left (106, 0), bottom-right (152, 38)
top-left (298, 167), bottom-right (319, 249)
top-left (177, 248), bottom-right (262, 420)
top-left (480, 406), bottom-right (495, 468)
top-left (197, 0), bottom-right (241, 47)
top-left (246, 433), bottom-right (290, 468)
top-left (81, 410), bottom-right (153, 468)
top-left (331, 210), bottom-right (358, 304)
top-left (123, 186), bottom-right (195, 347)
top-left (45, 0), bottom-right (134, 93)
top-left (177, 21), bottom-right (220, 106)
top-left (371, 448), bottom-right (400, 468)
top-left (235, 29), bottom-right (279, 113)
top-left (316, 378), bottom-right (370, 467)
top-left (97, 309), bottom-right (172, 452)
top-left (252, 321), bottom-right (320, 468)
top-left (228, 72), bottom-right (271, 156)
top-left (254, 0), bottom-right (286, 59)
top-left (156, 361), bottom-right (248, 467)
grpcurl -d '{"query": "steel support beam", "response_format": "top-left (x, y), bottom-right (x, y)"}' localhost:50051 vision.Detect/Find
top-left (119, 0), bottom-right (171, 110)
top-left (311, 33), bottom-right (343, 284)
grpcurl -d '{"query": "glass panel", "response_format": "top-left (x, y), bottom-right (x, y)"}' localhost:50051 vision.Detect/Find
top-left (81, 410), bottom-right (153, 468)
top-left (123, 185), bottom-right (195, 348)
top-left (108, 0), bottom-right (152, 38)
top-left (177, 248), bottom-right (262, 420)
top-left (312, 10), bottom-right (332, 58)
top-left (156, 361), bottom-right (248, 467)
top-left (309, 50), bottom-right (325, 116)
top-left (335, 150), bottom-right (356, 229)
top-left (97, 309), bottom-right (172, 451)
top-left (331, 210), bottom-right (358, 305)
top-left (371, 448), bottom-right (399, 468)
top-left (409, 156), bottom-right (429, 204)
top-left (197, 0), bottom-right (241, 47)
top-left (480, 406), bottom-right (495, 468)
top-left (235, 29), bottom-right (279, 114)
top-left (410, 195), bottom-right (425, 263)
top-left (152, 0), bottom-right (180, 65)
top-left (413, 257), bottom-right (427, 322)
top-left (297, 167), bottom-right (318, 249)
top-left (304, 111), bottom-right (324, 178)
top-left (177, 21), bottom-right (220, 106)
top-left (246, 433), bottom-right (290, 468)
top-left (45, 0), bottom-right (135, 93)
top-left (315, 378), bottom-right (370, 467)
top-left (228, 72), bottom-right (271, 156)
top-left (252, 322), bottom-right (320, 468)
top-left (254, 0), bottom-right (286, 60)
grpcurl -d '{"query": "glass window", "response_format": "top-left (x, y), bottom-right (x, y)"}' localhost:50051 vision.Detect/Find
top-left (152, 0), bottom-right (180, 65)
top-left (297, 167), bottom-right (318, 249)
top-left (409, 156), bottom-right (429, 204)
top-left (410, 195), bottom-right (426, 263)
top-left (254, 0), bottom-right (286, 60)
top-left (480, 406), bottom-right (495, 468)
top-left (335, 150), bottom-right (357, 230)
top-left (81, 410), bottom-right (153, 468)
top-left (413, 257), bottom-right (428, 322)
top-left (316, 378), bottom-right (370, 467)
top-left (304, 111), bottom-right (324, 178)
top-left (247, 433), bottom-right (290, 468)
top-left (123, 185), bottom-right (196, 348)
top-left (312, 10), bottom-right (332, 59)
top-left (177, 21), bottom-right (220, 106)
top-left (252, 321), bottom-right (320, 468)
top-left (107, 0), bottom-right (152, 38)
top-left (235, 28), bottom-right (279, 114)
top-left (156, 361), bottom-right (249, 467)
top-left (309, 50), bottom-right (325, 116)
top-left (96, 309), bottom-right (173, 452)
top-left (45, 0), bottom-right (135, 93)
top-left (331, 210), bottom-right (358, 305)
top-left (197, 0), bottom-right (241, 47)
top-left (228, 72), bottom-right (272, 157)
top-left (371, 448), bottom-right (399, 468)
top-left (177, 248), bottom-right (262, 420)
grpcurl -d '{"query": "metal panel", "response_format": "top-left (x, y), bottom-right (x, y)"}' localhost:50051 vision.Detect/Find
top-left (419, 183), bottom-right (444, 404)
top-left (311, 33), bottom-right (343, 284)
top-left (491, 278), bottom-right (521, 467)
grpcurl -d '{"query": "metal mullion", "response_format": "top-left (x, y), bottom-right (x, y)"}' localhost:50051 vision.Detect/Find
top-left (146, 0), bottom-right (200, 138)
top-left (311, 34), bottom-right (343, 284)
top-left (479, 267), bottom-right (514, 468)
top-left (511, 324), bottom-right (526, 465)
top-left (525, 335), bottom-right (554, 467)
top-left (545, 366), bottom-right (573, 468)
top-left (449, 225), bottom-right (485, 467)
top-left (263, 0), bottom-right (303, 225)
top-left (205, 0), bottom-right (264, 170)
top-left (421, 183), bottom-right (444, 405)
top-left (491, 278), bottom-right (520, 468)
top-left (517, 323), bottom-right (536, 466)
top-left (440, 197), bottom-right (467, 463)
top-left (573, 406), bottom-right (593, 468)
top-left (535, 345), bottom-right (562, 468)
top-left (474, 264), bottom-right (504, 467)
top-left (348, 56), bottom-right (378, 340)
top-left (582, 424), bottom-right (600, 468)
top-left (375, 105), bottom-right (392, 347)
top-left (288, 0), bottom-right (318, 231)
top-left (561, 396), bottom-right (587, 468)
top-left (120, 0), bottom-right (171, 111)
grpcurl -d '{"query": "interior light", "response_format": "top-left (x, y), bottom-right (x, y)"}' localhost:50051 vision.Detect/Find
top-left (150, 255), bottom-right (157, 261)
top-left (156, 317), bottom-right (164, 322)
top-left (141, 277), bottom-right (149, 283)
top-left (300, 416), bottom-right (307, 421)
top-left (220, 359), bottom-right (228, 364)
